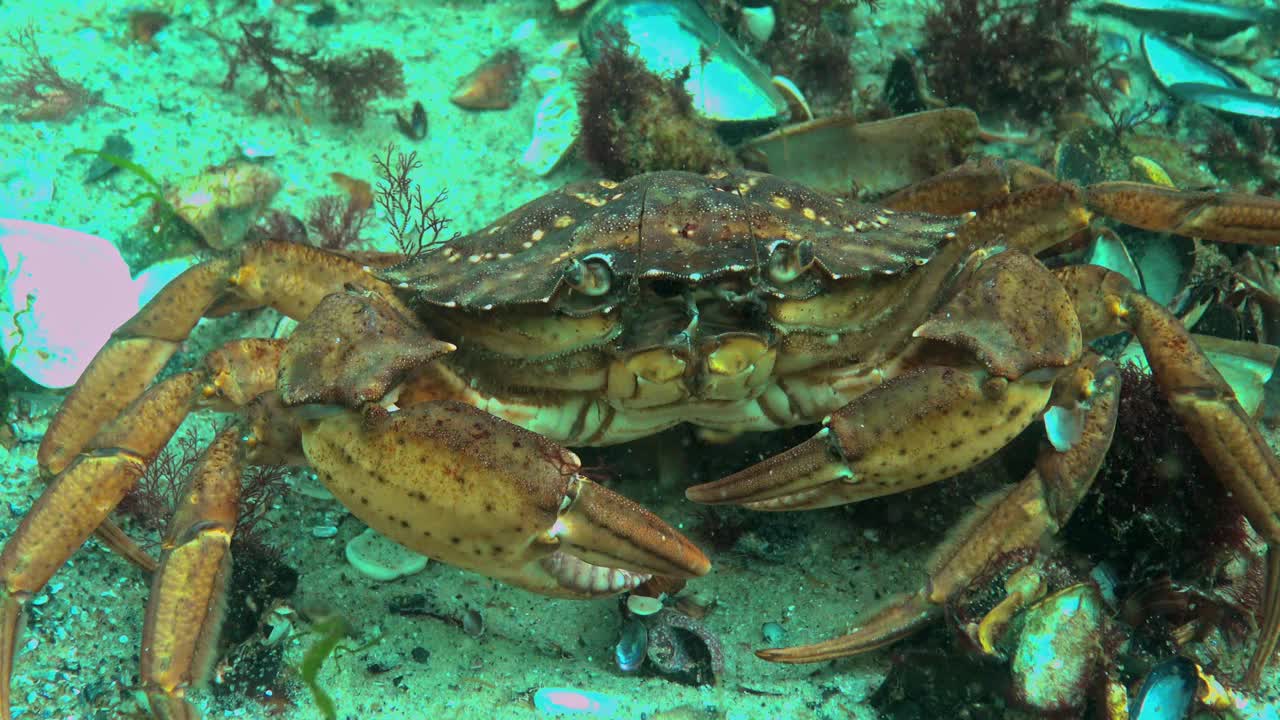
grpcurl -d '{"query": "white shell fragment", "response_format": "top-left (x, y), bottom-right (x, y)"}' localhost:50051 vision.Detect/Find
top-left (520, 84), bottom-right (580, 176)
top-left (626, 594), bottom-right (663, 616)
top-left (345, 527), bottom-right (430, 581)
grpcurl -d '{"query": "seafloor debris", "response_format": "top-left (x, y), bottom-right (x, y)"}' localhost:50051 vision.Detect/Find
top-left (645, 608), bottom-right (725, 686)
top-left (164, 161), bottom-right (281, 250)
top-left (344, 527), bottom-right (429, 582)
top-left (520, 84), bottom-right (579, 176)
top-left (1009, 584), bottom-right (1107, 713)
top-left (0, 26), bottom-right (122, 121)
top-left (450, 48), bottom-right (525, 110)
top-left (532, 687), bottom-right (621, 717)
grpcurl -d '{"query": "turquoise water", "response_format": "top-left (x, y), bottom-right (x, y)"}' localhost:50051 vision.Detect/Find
top-left (2, 1), bottom-right (1280, 718)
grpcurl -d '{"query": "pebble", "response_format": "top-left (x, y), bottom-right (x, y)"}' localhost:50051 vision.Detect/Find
top-left (410, 646), bottom-right (431, 664)
top-left (311, 525), bottom-right (339, 539)
top-left (762, 621), bottom-right (785, 645)
top-left (344, 527), bottom-right (429, 581)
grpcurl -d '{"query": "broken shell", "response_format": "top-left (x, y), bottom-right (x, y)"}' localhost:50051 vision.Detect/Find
top-left (626, 594), bottom-right (663, 616)
top-left (345, 527), bottom-right (429, 581)
top-left (164, 161), bottom-right (281, 250)
top-left (739, 108), bottom-right (978, 195)
top-left (740, 3), bottom-right (776, 45)
top-left (1010, 583), bottom-right (1105, 713)
top-left (581, 0), bottom-right (787, 124)
top-left (519, 84), bottom-right (579, 176)
top-left (450, 49), bottom-right (525, 110)
top-left (462, 608), bottom-right (485, 637)
top-left (771, 76), bottom-right (813, 122)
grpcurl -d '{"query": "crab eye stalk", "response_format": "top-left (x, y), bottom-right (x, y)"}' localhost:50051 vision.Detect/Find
top-left (765, 240), bottom-right (815, 285)
top-left (564, 255), bottom-right (614, 297)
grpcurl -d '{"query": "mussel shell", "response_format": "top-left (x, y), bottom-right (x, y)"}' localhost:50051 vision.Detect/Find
top-left (615, 617), bottom-right (648, 672)
top-left (1166, 82), bottom-right (1280, 119)
top-left (1097, 0), bottom-right (1265, 41)
top-left (580, 0), bottom-right (787, 124)
top-left (1129, 657), bottom-right (1196, 720)
top-left (1142, 33), bottom-right (1246, 91)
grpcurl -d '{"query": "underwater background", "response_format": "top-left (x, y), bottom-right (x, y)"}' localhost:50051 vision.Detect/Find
top-left (3, 0), bottom-right (1280, 718)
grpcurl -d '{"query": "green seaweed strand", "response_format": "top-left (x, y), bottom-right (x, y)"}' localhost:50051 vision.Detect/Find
top-left (297, 615), bottom-right (381, 720)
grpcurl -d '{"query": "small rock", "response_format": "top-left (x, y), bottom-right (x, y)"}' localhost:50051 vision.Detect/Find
top-left (410, 646), bottom-right (431, 664)
top-left (761, 621), bottom-right (785, 645)
top-left (311, 525), bottom-right (338, 539)
top-left (462, 608), bottom-right (485, 637)
top-left (345, 527), bottom-right (429, 581)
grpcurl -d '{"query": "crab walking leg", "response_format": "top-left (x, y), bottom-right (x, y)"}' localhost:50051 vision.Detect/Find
top-left (751, 358), bottom-right (1119, 663)
top-left (0, 371), bottom-right (203, 720)
top-left (142, 426), bottom-right (245, 720)
top-left (1061, 264), bottom-right (1280, 686)
top-left (304, 401), bottom-right (710, 599)
top-left (1086, 182), bottom-right (1280, 246)
top-left (0, 338), bottom-right (287, 720)
top-left (40, 242), bottom-right (383, 478)
top-left (34, 242), bottom-right (383, 572)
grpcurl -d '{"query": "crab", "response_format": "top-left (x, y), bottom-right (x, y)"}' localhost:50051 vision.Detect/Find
top-left (3, 158), bottom-right (1280, 719)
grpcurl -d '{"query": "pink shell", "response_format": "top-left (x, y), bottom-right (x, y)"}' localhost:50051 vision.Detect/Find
top-left (0, 219), bottom-right (139, 388)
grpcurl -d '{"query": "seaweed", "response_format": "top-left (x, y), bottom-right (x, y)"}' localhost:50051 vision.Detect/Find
top-left (574, 29), bottom-right (734, 179)
top-left (919, 0), bottom-right (1099, 125)
top-left (1195, 120), bottom-right (1280, 196)
top-left (296, 614), bottom-right (381, 720)
top-left (749, 0), bottom-right (863, 115)
top-left (306, 195), bottom-right (371, 251)
top-left (117, 426), bottom-right (289, 554)
top-left (217, 20), bottom-right (405, 126)
top-left (372, 145), bottom-right (458, 259)
top-left (69, 148), bottom-right (200, 265)
top-left (0, 25), bottom-right (124, 121)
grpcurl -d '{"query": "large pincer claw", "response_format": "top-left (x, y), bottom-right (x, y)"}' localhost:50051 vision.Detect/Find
top-left (305, 401), bottom-right (710, 600)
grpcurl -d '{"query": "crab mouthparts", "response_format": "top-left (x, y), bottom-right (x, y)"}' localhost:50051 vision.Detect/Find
top-left (541, 551), bottom-right (649, 595)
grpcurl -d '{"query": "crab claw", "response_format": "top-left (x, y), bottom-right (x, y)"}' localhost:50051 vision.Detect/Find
top-left (303, 401), bottom-right (709, 599)
top-left (687, 366), bottom-right (1051, 510)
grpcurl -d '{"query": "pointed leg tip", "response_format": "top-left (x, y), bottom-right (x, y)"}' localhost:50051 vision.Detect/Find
top-left (0, 592), bottom-right (25, 720)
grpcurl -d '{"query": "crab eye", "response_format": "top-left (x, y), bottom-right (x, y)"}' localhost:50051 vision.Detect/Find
top-left (564, 255), bottom-right (613, 297)
top-left (765, 240), bottom-right (815, 285)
